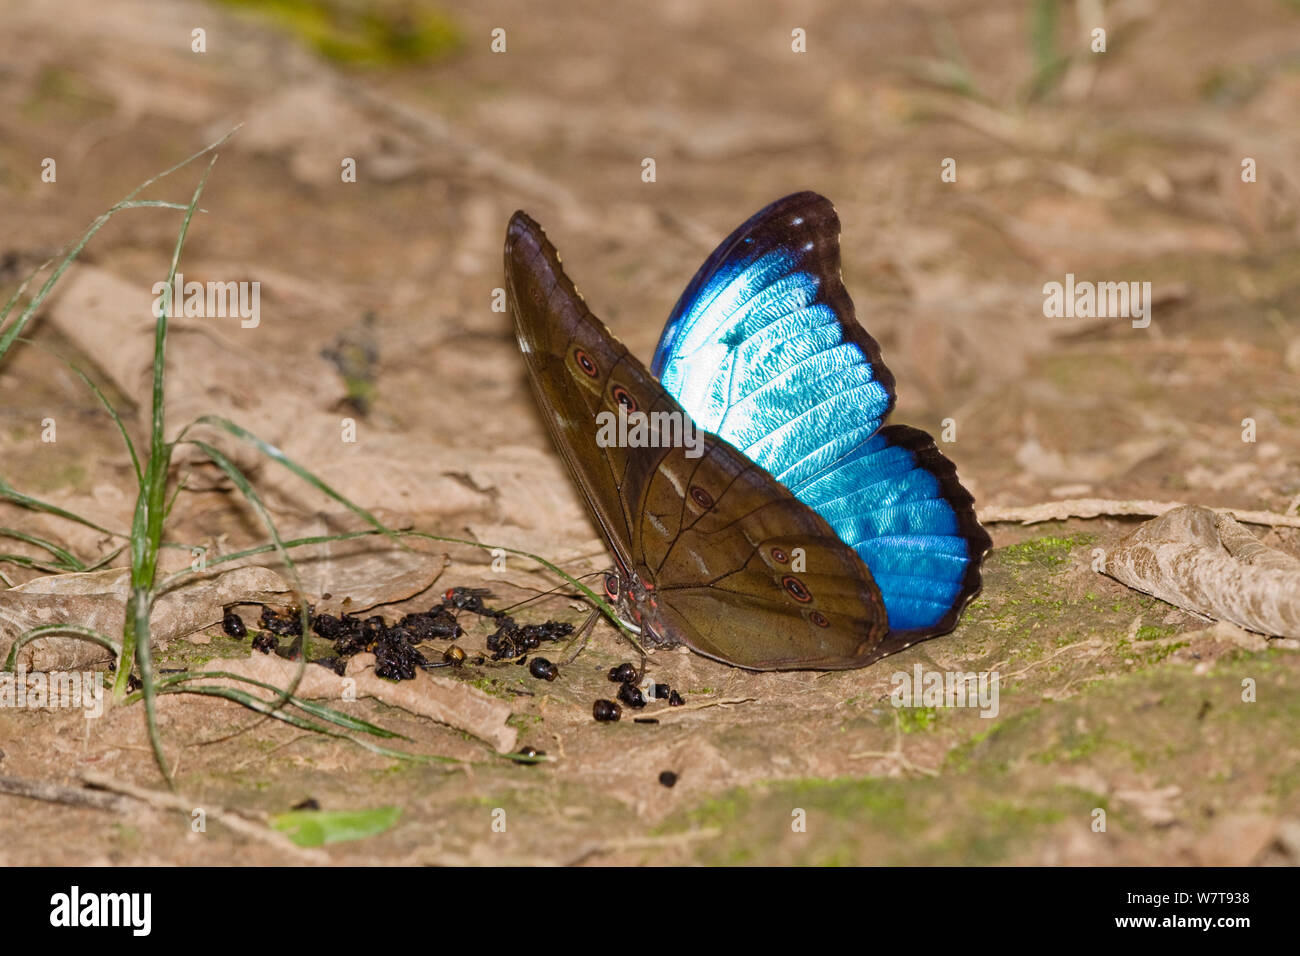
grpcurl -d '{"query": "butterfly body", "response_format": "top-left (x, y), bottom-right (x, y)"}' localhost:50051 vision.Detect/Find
top-left (505, 192), bottom-right (989, 670)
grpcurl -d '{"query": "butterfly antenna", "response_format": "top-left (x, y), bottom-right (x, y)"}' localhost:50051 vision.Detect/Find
top-left (493, 571), bottom-right (605, 617)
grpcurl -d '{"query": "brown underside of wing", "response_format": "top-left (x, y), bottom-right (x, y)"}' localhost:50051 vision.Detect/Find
top-left (505, 211), bottom-right (890, 670)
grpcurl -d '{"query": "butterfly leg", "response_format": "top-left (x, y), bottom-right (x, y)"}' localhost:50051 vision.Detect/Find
top-left (560, 608), bottom-right (602, 664)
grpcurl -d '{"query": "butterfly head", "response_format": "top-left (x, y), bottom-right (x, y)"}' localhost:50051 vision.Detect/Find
top-left (602, 570), bottom-right (666, 642)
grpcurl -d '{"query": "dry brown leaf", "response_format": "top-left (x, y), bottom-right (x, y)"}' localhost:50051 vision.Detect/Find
top-left (191, 652), bottom-right (517, 753)
top-left (258, 514), bottom-right (447, 616)
top-left (0, 566), bottom-right (290, 670)
top-left (1102, 505), bottom-right (1300, 638)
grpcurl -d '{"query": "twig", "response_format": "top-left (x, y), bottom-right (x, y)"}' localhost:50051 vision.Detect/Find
top-left (980, 499), bottom-right (1300, 530)
top-left (849, 711), bottom-right (939, 777)
top-left (0, 773), bottom-right (133, 812)
top-left (642, 696), bottom-right (757, 721)
top-left (565, 828), bottom-right (721, 866)
top-left (77, 771), bottom-right (326, 862)
top-left (1001, 638), bottom-right (1105, 680)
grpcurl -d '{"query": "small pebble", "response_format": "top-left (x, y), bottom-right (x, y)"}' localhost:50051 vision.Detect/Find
top-left (658, 771), bottom-right (678, 788)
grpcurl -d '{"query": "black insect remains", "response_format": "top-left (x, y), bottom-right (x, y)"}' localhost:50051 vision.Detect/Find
top-left (487, 618), bottom-right (574, 661)
top-left (106, 660), bottom-right (142, 693)
top-left (529, 657), bottom-right (558, 681)
top-left (593, 699), bottom-right (622, 722)
top-left (617, 681), bottom-right (647, 709)
top-left (221, 609), bottom-right (247, 639)
top-left (251, 632), bottom-right (279, 655)
top-left (659, 771), bottom-right (678, 788)
top-left (311, 657), bottom-right (348, 676)
top-left (608, 662), bottom-right (637, 683)
top-left (259, 605), bottom-right (307, 636)
top-left (602, 662), bottom-right (684, 716)
top-left (247, 588), bottom-right (575, 683)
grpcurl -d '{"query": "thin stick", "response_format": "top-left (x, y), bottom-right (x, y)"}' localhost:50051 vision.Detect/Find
top-left (849, 711), bottom-right (939, 777)
top-left (77, 771), bottom-right (325, 862)
top-left (643, 696), bottom-right (758, 721)
top-left (564, 828), bottom-right (721, 866)
top-left (979, 499), bottom-right (1300, 530)
top-left (0, 774), bottom-right (133, 812)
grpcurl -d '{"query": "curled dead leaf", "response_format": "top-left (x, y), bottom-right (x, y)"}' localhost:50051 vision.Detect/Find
top-left (1102, 505), bottom-right (1300, 639)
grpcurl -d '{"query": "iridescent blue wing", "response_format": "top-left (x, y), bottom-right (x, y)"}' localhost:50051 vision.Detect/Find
top-left (651, 192), bottom-right (989, 637)
top-left (652, 193), bottom-right (897, 491)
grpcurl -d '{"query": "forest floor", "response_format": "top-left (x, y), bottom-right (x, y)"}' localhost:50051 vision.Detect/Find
top-left (0, 0), bottom-right (1297, 864)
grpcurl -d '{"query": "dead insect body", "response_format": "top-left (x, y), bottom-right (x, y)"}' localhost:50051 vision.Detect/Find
top-left (443, 645), bottom-right (467, 665)
top-left (311, 657), bottom-right (347, 676)
top-left (608, 662), bottom-right (637, 683)
top-left (443, 587), bottom-right (495, 615)
top-left (259, 604), bottom-right (310, 636)
top-left (653, 683), bottom-right (670, 700)
top-left (529, 657), bottom-right (558, 681)
top-left (669, 690), bottom-right (685, 706)
top-left (221, 610), bottom-right (247, 639)
top-left (593, 699), bottom-right (622, 722)
top-left (617, 681), bottom-right (647, 709)
top-left (251, 632), bottom-right (279, 655)
top-left (372, 627), bottom-right (426, 680)
top-left (397, 607), bottom-right (462, 640)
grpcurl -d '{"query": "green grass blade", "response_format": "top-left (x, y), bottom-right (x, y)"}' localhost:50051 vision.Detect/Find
top-left (0, 553), bottom-right (77, 574)
top-left (0, 477), bottom-right (125, 538)
top-left (155, 685), bottom-right (421, 761)
top-left (184, 414), bottom-right (404, 548)
top-left (180, 438), bottom-right (312, 704)
top-left (0, 527), bottom-right (85, 571)
top-left (3, 624), bottom-right (122, 671)
top-left (0, 123), bottom-right (239, 365)
top-left (67, 363), bottom-right (141, 483)
top-left (118, 147), bottom-right (230, 784)
top-left (147, 669), bottom-right (406, 739)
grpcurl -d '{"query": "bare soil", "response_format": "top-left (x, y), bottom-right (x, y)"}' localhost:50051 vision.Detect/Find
top-left (0, 0), bottom-right (1297, 865)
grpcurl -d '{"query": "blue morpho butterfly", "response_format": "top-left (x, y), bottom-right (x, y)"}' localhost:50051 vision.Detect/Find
top-left (504, 191), bottom-right (990, 670)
